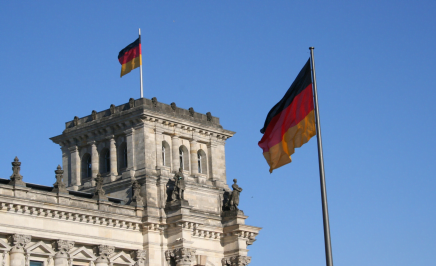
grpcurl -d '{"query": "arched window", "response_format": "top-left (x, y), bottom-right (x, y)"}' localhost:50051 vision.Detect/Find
top-left (162, 141), bottom-right (171, 167)
top-left (105, 151), bottom-right (111, 173)
top-left (197, 149), bottom-right (207, 174)
top-left (179, 145), bottom-right (189, 171)
top-left (81, 153), bottom-right (92, 182)
top-left (118, 142), bottom-right (128, 170)
top-left (100, 149), bottom-right (110, 173)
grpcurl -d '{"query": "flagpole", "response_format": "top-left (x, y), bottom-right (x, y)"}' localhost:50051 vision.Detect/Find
top-left (309, 47), bottom-right (334, 266)
top-left (139, 28), bottom-right (144, 98)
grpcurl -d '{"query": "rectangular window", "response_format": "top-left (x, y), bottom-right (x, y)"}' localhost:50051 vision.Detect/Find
top-left (30, 261), bottom-right (44, 266)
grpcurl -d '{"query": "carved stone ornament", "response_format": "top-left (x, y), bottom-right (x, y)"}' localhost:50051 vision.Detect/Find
top-left (132, 250), bottom-right (146, 266)
top-left (221, 256), bottom-right (251, 266)
top-left (10, 234), bottom-right (31, 252)
top-left (130, 180), bottom-right (144, 206)
top-left (52, 165), bottom-right (68, 194)
top-left (152, 97), bottom-right (158, 108)
top-left (9, 157), bottom-right (25, 187)
top-left (96, 245), bottom-right (114, 262)
top-left (92, 110), bottom-right (97, 121)
top-left (54, 240), bottom-right (74, 258)
top-left (110, 104), bottom-right (115, 115)
top-left (206, 112), bottom-right (212, 122)
top-left (165, 248), bottom-right (196, 265)
top-left (170, 102), bottom-right (176, 111)
top-left (129, 98), bottom-right (135, 108)
top-left (93, 174), bottom-right (108, 201)
top-left (73, 116), bottom-right (79, 126)
top-left (189, 107), bottom-right (195, 117)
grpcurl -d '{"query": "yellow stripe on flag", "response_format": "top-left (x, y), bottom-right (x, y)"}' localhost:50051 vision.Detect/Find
top-left (120, 55), bottom-right (142, 77)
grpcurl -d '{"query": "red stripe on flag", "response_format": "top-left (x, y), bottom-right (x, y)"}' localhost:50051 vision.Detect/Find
top-left (258, 84), bottom-right (314, 153)
top-left (118, 44), bottom-right (141, 65)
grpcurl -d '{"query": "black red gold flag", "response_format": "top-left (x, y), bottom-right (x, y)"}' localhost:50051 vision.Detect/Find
top-left (118, 37), bottom-right (142, 77)
top-left (258, 59), bottom-right (316, 173)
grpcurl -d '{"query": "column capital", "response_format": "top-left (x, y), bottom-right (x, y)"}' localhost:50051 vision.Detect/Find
top-left (124, 128), bottom-right (135, 136)
top-left (68, 145), bottom-right (78, 153)
top-left (221, 256), bottom-right (251, 266)
top-left (9, 234), bottom-right (31, 253)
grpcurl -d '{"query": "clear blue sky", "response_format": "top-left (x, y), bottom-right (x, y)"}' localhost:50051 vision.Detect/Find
top-left (1, 1), bottom-right (435, 265)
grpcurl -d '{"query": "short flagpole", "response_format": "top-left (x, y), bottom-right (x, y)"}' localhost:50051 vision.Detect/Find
top-left (139, 28), bottom-right (144, 98)
top-left (309, 47), bottom-right (334, 266)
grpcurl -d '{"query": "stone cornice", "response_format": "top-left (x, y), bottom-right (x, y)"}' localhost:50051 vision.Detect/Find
top-left (50, 99), bottom-right (235, 146)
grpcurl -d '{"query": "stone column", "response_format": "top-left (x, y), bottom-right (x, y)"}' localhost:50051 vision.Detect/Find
top-left (53, 240), bottom-right (74, 266)
top-left (109, 136), bottom-right (118, 181)
top-left (91, 141), bottom-right (99, 181)
top-left (9, 234), bottom-right (31, 266)
top-left (155, 129), bottom-right (164, 168)
top-left (221, 255), bottom-right (251, 266)
top-left (171, 135), bottom-right (180, 172)
top-left (132, 250), bottom-right (146, 266)
top-left (94, 245), bottom-right (114, 266)
top-left (69, 146), bottom-right (80, 190)
top-left (190, 140), bottom-right (198, 176)
top-left (123, 128), bottom-right (135, 179)
top-left (61, 146), bottom-right (70, 186)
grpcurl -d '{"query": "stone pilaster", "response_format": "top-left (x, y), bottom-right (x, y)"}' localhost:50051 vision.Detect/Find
top-left (171, 135), bottom-right (180, 172)
top-left (9, 234), bottom-right (31, 266)
top-left (109, 136), bottom-right (118, 181)
top-left (123, 128), bottom-right (136, 179)
top-left (69, 146), bottom-right (80, 190)
top-left (155, 128), bottom-right (164, 168)
top-left (165, 248), bottom-right (196, 266)
top-left (9, 157), bottom-right (25, 187)
top-left (61, 146), bottom-right (70, 186)
top-left (221, 256), bottom-right (251, 266)
top-left (189, 140), bottom-right (198, 176)
top-left (52, 165), bottom-right (68, 194)
top-left (53, 240), bottom-right (74, 266)
top-left (91, 141), bottom-right (99, 184)
top-left (94, 245), bottom-right (114, 266)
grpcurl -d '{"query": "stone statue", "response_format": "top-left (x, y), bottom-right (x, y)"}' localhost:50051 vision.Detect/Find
top-left (172, 168), bottom-right (186, 201)
top-left (227, 179), bottom-right (242, 211)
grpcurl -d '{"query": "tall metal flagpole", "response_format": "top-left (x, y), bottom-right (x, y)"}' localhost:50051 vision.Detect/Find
top-left (139, 28), bottom-right (144, 98)
top-left (309, 47), bottom-right (334, 266)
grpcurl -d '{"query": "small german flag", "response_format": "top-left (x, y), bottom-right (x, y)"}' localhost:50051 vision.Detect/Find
top-left (118, 37), bottom-right (142, 77)
top-left (258, 59), bottom-right (316, 173)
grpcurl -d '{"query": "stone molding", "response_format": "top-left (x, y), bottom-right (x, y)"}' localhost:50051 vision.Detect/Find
top-left (0, 201), bottom-right (141, 231)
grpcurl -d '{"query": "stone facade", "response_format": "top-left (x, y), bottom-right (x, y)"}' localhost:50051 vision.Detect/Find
top-left (0, 98), bottom-right (261, 266)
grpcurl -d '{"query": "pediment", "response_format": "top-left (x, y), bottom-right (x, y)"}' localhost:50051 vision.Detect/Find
top-left (25, 241), bottom-right (55, 256)
top-left (0, 239), bottom-right (11, 251)
top-left (109, 251), bottom-right (135, 265)
top-left (69, 247), bottom-right (97, 261)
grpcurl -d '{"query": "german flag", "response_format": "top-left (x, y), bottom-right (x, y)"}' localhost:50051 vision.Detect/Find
top-left (258, 59), bottom-right (316, 173)
top-left (118, 37), bottom-right (142, 77)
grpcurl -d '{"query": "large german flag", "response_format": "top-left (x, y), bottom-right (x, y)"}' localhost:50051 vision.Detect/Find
top-left (258, 59), bottom-right (316, 173)
top-left (118, 37), bottom-right (142, 77)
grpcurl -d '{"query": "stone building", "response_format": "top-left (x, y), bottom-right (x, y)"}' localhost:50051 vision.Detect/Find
top-left (0, 97), bottom-right (261, 266)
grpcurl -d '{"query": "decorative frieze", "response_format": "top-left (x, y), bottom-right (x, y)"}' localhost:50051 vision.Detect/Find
top-left (0, 201), bottom-right (140, 231)
top-left (221, 256), bottom-right (251, 266)
top-left (165, 248), bottom-right (196, 266)
top-left (10, 234), bottom-right (31, 253)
